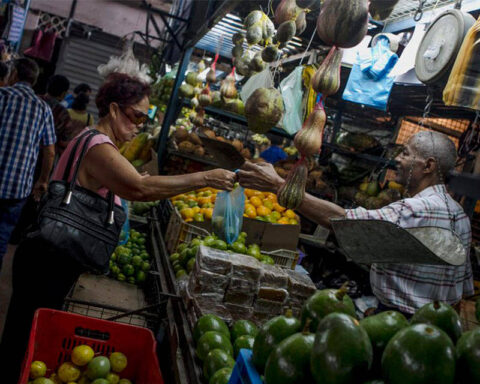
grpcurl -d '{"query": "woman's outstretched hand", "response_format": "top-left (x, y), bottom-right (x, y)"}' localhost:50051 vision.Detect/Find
top-left (238, 161), bottom-right (284, 193)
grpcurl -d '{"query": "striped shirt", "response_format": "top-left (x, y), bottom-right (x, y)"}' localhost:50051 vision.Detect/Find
top-left (0, 82), bottom-right (56, 199)
top-left (346, 184), bottom-right (473, 314)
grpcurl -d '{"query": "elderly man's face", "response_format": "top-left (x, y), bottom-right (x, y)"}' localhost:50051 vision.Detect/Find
top-left (394, 140), bottom-right (426, 186)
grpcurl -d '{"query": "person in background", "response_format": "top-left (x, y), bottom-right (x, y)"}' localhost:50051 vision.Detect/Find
top-left (41, 75), bottom-right (74, 155)
top-left (0, 73), bottom-right (236, 381)
top-left (239, 131), bottom-right (473, 317)
top-left (63, 82), bottom-right (92, 108)
top-left (0, 58), bottom-right (56, 269)
top-left (260, 134), bottom-right (287, 164)
top-left (68, 91), bottom-right (94, 127)
top-left (0, 61), bottom-right (9, 86)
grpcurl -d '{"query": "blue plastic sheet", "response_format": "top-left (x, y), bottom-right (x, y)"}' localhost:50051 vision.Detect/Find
top-left (118, 199), bottom-right (130, 245)
top-left (212, 186), bottom-right (246, 244)
top-left (343, 37), bottom-right (399, 111)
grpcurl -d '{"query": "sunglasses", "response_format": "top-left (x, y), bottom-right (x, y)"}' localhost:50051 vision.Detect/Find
top-left (121, 106), bottom-right (149, 126)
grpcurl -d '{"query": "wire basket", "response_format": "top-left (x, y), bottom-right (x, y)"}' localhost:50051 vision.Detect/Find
top-left (262, 249), bottom-right (299, 270)
top-left (165, 207), bottom-right (210, 253)
top-left (19, 309), bottom-right (164, 384)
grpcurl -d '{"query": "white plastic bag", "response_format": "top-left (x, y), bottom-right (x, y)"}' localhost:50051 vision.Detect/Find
top-left (240, 69), bottom-right (273, 103)
top-left (280, 66), bottom-right (303, 136)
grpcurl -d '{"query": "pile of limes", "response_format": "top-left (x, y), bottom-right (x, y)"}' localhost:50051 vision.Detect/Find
top-left (109, 229), bottom-right (151, 285)
top-left (170, 232), bottom-right (275, 279)
top-left (29, 346), bottom-right (131, 384)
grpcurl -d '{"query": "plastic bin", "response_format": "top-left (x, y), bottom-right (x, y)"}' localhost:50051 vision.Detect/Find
top-left (262, 249), bottom-right (299, 270)
top-left (19, 309), bottom-right (164, 384)
top-left (228, 349), bottom-right (262, 384)
top-left (165, 207), bottom-right (210, 253)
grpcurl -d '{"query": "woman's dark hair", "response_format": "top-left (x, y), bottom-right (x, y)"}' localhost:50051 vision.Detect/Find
top-left (71, 92), bottom-right (90, 111)
top-left (74, 83), bottom-right (91, 95)
top-left (95, 73), bottom-right (151, 118)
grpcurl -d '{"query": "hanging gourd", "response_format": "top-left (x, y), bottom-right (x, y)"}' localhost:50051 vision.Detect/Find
top-left (294, 103), bottom-right (327, 157)
top-left (277, 160), bottom-right (308, 210)
top-left (311, 47), bottom-right (343, 96)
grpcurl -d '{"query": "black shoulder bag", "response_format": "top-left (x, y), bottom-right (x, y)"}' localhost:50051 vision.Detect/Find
top-left (35, 129), bottom-right (126, 273)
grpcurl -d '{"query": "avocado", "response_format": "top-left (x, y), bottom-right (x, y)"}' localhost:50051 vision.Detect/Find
top-left (203, 349), bottom-right (235, 380)
top-left (360, 311), bottom-right (408, 374)
top-left (196, 331), bottom-right (233, 361)
top-left (252, 309), bottom-right (301, 372)
top-left (381, 324), bottom-right (455, 384)
top-left (209, 367), bottom-right (232, 384)
top-left (301, 284), bottom-right (356, 332)
top-left (194, 314), bottom-right (230, 343)
top-left (233, 335), bottom-right (255, 357)
top-left (410, 301), bottom-right (462, 343)
top-left (231, 320), bottom-right (258, 341)
top-left (311, 313), bottom-right (373, 384)
top-left (264, 328), bottom-right (315, 384)
top-left (456, 328), bottom-right (480, 383)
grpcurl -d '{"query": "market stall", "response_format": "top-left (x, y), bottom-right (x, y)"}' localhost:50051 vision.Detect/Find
top-left (15, 0), bottom-right (480, 383)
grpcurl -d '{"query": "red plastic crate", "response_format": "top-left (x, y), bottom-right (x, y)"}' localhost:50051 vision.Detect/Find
top-left (19, 309), bottom-right (164, 384)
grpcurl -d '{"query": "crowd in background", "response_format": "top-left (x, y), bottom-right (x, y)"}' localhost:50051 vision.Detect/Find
top-left (0, 57), bottom-right (93, 267)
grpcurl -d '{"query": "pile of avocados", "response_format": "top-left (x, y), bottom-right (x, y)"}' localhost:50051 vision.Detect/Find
top-left (194, 285), bottom-right (480, 384)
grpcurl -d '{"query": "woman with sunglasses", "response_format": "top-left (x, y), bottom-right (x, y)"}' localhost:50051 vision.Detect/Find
top-left (0, 73), bottom-right (236, 381)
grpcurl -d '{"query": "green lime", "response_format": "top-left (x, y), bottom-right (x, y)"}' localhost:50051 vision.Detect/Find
top-left (191, 238), bottom-right (202, 247)
top-left (122, 264), bottom-right (135, 276)
top-left (231, 242), bottom-right (247, 254)
top-left (179, 249), bottom-right (190, 265)
top-left (111, 253), bottom-right (117, 262)
top-left (117, 252), bottom-right (132, 266)
top-left (187, 258), bottom-right (196, 273)
top-left (127, 276), bottom-right (136, 284)
top-left (261, 255), bottom-right (275, 265)
top-left (174, 264), bottom-right (183, 273)
top-left (110, 265), bottom-right (121, 276)
top-left (188, 245), bottom-right (199, 259)
top-left (213, 240), bottom-right (228, 251)
top-left (141, 261), bottom-right (151, 272)
top-left (176, 269), bottom-right (187, 279)
top-left (169, 253), bottom-right (180, 262)
top-left (131, 255), bottom-right (143, 268)
top-left (141, 252), bottom-right (150, 260)
top-left (247, 245), bottom-right (261, 260)
top-left (117, 273), bottom-right (126, 282)
top-left (203, 236), bottom-right (216, 247)
top-left (136, 270), bottom-right (147, 284)
top-left (177, 243), bottom-right (187, 253)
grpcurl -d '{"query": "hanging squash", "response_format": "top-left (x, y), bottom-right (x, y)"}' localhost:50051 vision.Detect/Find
top-left (311, 47), bottom-right (343, 96)
top-left (316, 0), bottom-right (369, 48)
top-left (278, 160), bottom-right (308, 210)
top-left (294, 104), bottom-right (327, 157)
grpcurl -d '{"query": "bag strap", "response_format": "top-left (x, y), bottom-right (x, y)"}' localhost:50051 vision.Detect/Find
top-left (62, 129), bottom-right (97, 182)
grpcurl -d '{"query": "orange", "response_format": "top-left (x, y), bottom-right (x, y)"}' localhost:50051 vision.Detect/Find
top-left (277, 217), bottom-right (290, 225)
top-left (245, 189), bottom-right (256, 198)
top-left (245, 206), bottom-right (257, 219)
top-left (204, 208), bottom-right (213, 220)
top-left (263, 199), bottom-right (274, 210)
top-left (273, 203), bottom-right (286, 213)
top-left (271, 211), bottom-right (281, 221)
top-left (253, 191), bottom-right (265, 199)
top-left (180, 207), bottom-right (194, 220)
top-left (245, 203), bottom-right (256, 212)
top-left (265, 193), bottom-right (277, 202)
top-left (284, 209), bottom-right (296, 219)
top-left (192, 206), bottom-right (201, 214)
top-left (185, 218), bottom-right (193, 223)
top-left (197, 196), bottom-right (212, 205)
top-left (250, 196), bottom-right (262, 208)
top-left (289, 218), bottom-right (299, 225)
top-left (211, 194), bottom-right (217, 203)
top-left (256, 206), bottom-right (271, 217)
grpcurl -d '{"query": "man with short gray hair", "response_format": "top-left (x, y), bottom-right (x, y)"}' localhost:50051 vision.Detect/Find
top-left (238, 131), bottom-right (473, 315)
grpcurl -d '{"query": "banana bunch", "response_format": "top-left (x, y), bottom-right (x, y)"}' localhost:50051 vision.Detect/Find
top-left (120, 133), bottom-right (156, 168)
top-left (302, 65), bottom-right (317, 121)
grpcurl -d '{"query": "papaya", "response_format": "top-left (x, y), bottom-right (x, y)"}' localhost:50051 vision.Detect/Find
top-left (381, 324), bottom-right (456, 384)
top-left (360, 311), bottom-right (408, 374)
top-left (456, 328), bottom-right (480, 383)
top-left (246, 25), bottom-right (263, 45)
top-left (209, 367), bottom-right (232, 384)
top-left (301, 283), bottom-right (356, 332)
top-left (196, 331), bottom-right (233, 361)
top-left (252, 309), bottom-right (301, 372)
top-left (231, 320), bottom-right (258, 341)
top-left (244, 10), bottom-right (263, 29)
top-left (185, 71), bottom-right (199, 86)
top-left (234, 335), bottom-right (255, 357)
top-left (194, 314), bottom-right (230, 343)
top-left (310, 313), bottom-right (373, 384)
top-left (123, 133), bottom-right (149, 162)
top-left (264, 325), bottom-right (315, 384)
top-left (410, 301), bottom-right (462, 343)
top-left (203, 349), bottom-right (235, 380)
top-left (245, 88), bottom-right (284, 134)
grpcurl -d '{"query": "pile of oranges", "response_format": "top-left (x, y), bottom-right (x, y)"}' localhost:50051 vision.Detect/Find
top-left (171, 188), bottom-right (217, 223)
top-left (243, 189), bottom-right (299, 224)
top-left (170, 188), bottom-right (299, 225)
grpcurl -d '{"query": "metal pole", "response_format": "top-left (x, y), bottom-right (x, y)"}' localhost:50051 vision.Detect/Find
top-left (157, 46), bottom-right (193, 172)
top-left (65, 0), bottom-right (78, 38)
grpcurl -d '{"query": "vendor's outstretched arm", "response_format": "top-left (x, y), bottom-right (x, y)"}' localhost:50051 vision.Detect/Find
top-left (238, 162), bottom-right (345, 229)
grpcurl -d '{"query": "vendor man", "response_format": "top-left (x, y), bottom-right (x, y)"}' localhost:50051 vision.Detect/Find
top-left (238, 131), bottom-right (474, 314)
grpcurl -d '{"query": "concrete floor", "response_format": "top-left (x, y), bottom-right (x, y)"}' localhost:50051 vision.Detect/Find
top-left (0, 245), bottom-right (15, 343)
